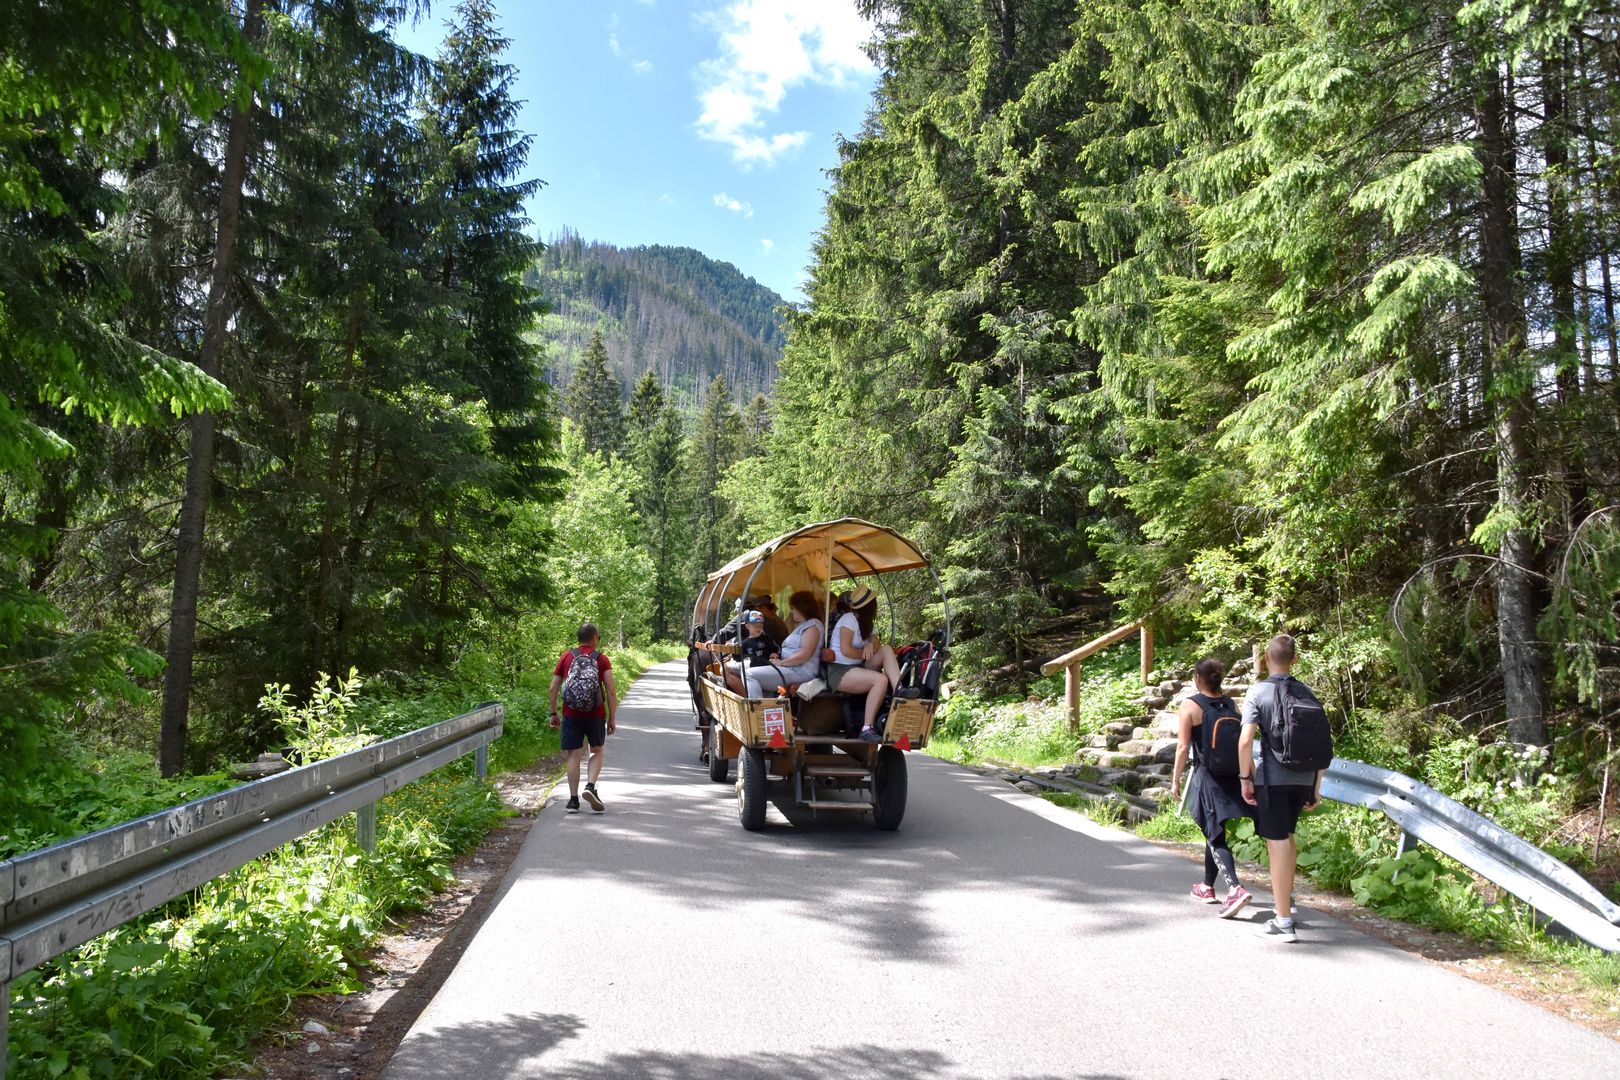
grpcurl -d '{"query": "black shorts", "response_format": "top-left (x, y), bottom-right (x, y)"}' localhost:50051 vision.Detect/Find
top-left (561, 715), bottom-right (606, 750)
top-left (1252, 784), bottom-right (1315, 840)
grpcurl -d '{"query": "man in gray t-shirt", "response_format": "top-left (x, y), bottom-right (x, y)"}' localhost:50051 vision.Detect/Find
top-left (1237, 633), bottom-right (1324, 943)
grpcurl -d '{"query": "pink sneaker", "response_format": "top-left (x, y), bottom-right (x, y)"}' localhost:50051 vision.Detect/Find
top-left (1218, 885), bottom-right (1252, 919)
top-left (1191, 883), bottom-right (1218, 904)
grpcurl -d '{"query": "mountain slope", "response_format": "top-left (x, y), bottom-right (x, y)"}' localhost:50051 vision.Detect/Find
top-left (529, 231), bottom-right (787, 405)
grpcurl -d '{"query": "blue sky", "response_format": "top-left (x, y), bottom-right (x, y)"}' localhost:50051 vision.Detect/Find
top-left (398, 1), bottom-right (879, 302)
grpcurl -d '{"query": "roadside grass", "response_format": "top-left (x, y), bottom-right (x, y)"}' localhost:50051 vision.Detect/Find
top-left (3, 642), bottom-right (685, 1080)
top-left (928, 644), bottom-right (1141, 768)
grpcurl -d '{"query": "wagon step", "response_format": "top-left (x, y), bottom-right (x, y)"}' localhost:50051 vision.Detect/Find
top-left (806, 766), bottom-right (872, 780)
top-left (803, 799), bottom-right (872, 812)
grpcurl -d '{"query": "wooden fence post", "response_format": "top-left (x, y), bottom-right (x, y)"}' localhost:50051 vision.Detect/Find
top-left (1065, 664), bottom-right (1080, 731)
top-left (1140, 624), bottom-right (1154, 686)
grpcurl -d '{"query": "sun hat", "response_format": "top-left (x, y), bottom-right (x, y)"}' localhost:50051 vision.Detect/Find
top-left (846, 587), bottom-right (877, 610)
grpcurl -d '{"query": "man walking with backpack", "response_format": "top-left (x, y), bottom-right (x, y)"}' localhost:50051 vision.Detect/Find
top-left (1239, 634), bottom-right (1334, 942)
top-left (549, 623), bottom-right (618, 814)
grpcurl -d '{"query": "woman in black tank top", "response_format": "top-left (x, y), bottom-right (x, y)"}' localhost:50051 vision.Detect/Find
top-left (1170, 658), bottom-right (1253, 919)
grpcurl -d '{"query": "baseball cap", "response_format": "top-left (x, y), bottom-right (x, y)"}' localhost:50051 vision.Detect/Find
top-left (744, 610), bottom-right (764, 625)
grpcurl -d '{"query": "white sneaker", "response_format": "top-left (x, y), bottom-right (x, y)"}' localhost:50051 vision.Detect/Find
top-left (1261, 917), bottom-right (1298, 942)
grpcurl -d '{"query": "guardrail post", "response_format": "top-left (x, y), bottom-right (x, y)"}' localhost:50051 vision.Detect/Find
top-left (1396, 829), bottom-right (1418, 858)
top-left (474, 745), bottom-right (488, 780)
top-left (3, 978), bottom-right (10, 1080)
top-left (355, 803), bottom-right (376, 853)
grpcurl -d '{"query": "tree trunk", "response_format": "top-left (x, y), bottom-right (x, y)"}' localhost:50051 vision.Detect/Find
top-left (1477, 68), bottom-right (1548, 746)
top-left (158, 0), bottom-right (265, 777)
top-left (1542, 47), bottom-right (1587, 518)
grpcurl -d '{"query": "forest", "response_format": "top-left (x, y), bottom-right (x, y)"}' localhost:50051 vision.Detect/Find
top-left (5, 0), bottom-right (1620, 1072)
top-left (530, 231), bottom-right (786, 405)
top-left (723, 0), bottom-right (1620, 761)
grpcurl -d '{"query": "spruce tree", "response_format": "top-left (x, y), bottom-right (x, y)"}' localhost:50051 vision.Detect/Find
top-left (566, 329), bottom-right (626, 455)
top-left (625, 371), bottom-right (691, 638)
top-left (688, 373), bottom-right (745, 580)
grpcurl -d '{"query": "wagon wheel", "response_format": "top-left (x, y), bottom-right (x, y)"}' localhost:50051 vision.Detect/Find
top-left (737, 746), bottom-right (767, 830)
top-left (707, 730), bottom-right (730, 783)
top-left (871, 746), bottom-right (907, 831)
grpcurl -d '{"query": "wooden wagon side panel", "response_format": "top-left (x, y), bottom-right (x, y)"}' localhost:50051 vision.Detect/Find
top-left (886, 698), bottom-right (935, 746)
top-left (700, 679), bottom-right (790, 747)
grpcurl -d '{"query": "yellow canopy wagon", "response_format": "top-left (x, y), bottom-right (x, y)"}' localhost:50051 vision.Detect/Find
top-left (686, 518), bottom-right (951, 831)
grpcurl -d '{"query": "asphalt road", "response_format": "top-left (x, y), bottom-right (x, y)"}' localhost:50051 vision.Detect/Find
top-left (382, 662), bottom-right (1620, 1080)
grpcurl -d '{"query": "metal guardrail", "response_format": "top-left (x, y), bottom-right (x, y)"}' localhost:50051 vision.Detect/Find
top-left (0, 702), bottom-right (503, 1074)
top-left (1322, 758), bottom-right (1620, 952)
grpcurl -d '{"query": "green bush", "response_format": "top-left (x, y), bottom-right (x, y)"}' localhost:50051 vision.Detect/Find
top-left (932, 654), bottom-right (1139, 767)
top-left (6, 769), bottom-right (502, 1079)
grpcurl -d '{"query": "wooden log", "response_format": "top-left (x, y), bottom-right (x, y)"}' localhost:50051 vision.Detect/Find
top-left (1139, 624), bottom-right (1154, 686)
top-left (1065, 664), bottom-right (1081, 728)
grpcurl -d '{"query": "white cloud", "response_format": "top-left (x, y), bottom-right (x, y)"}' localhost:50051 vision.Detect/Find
top-left (760, 238), bottom-right (775, 253)
top-left (713, 192), bottom-right (754, 218)
top-left (695, 1), bottom-right (875, 167)
top-left (658, 193), bottom-right (677, 206)
top-left (608, 14), bottom-right (653, 73)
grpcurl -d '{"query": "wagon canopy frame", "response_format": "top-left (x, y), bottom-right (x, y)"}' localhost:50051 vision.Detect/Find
top-left (690, 517), bottom-right (952, 644)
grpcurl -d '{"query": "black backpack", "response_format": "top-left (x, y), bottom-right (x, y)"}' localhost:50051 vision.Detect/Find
top-left (1191, 693), bottom-right (1242, 777)
top-left (1265, 676), bottom-right (1334, 772)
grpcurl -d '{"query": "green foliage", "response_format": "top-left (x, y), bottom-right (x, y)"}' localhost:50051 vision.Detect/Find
top-left (932, 647), bottom-right (1142, 767)
top-left (1043, 791), bottom-right (1127, 829)
top-left (5, 768), bottom-right (502, 1079)
top-left (1136, 807), bottom-right (1206, 843)
top-left (259, 669), bottom-right (372, 762)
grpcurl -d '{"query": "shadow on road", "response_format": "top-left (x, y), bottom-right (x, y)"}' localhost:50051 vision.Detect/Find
top-left (391, 1009), bottom-right (1138, 1080)
top-left (515, 664), bottom-right (1401, 968)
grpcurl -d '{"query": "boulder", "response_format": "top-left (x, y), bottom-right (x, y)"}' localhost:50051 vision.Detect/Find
top-left (1150, 738), bottom-right (1179, 764)
top-left (1086, 733), bottom-right (1117, 749)
top-left (1152, 710), bottom-right (1180, 733)
top-left (1140, 785), bottom-right (1172, 803)
top-left (1015, 780), bottom-right (1043, 796)
top-left (1063, 763), bottom-right (1104, 783)
top-left (1131, 726), bottom-right (1152, 741)
top-left (1117, 739), bottom-right (1154, 755)
top-left (1096, 768), bottom-right (1148, 794)
top-left (1092, 751), bottom-right (1149, 770)
top-left (1157, 680), bottom-right (1178, 696)
top-left (1102, 720), bottom-right (1137, 738)
top-left (303, 1021), bottom-right (332, 1037)
top-left (1136, 763), bottom-right (1173, 777)
top-left (1137, 694), bottom-right (1170, 710)
top-left (1171, 684), bottom-right (1198, 704)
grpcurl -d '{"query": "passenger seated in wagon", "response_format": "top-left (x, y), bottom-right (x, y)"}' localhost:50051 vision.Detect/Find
top-left (721, 610), bottom-right (778, 691)
top-left (726, 590), bottom-right (823, 698)
top-left (826, 588), bottom-right (905, 741)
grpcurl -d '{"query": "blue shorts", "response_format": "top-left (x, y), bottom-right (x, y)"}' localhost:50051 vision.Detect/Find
top-left (561, 715), bottom-right (606, 750)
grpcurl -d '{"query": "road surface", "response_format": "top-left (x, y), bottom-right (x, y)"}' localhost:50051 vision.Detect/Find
top-left (382, 662), bottom-right (1620, 1079)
